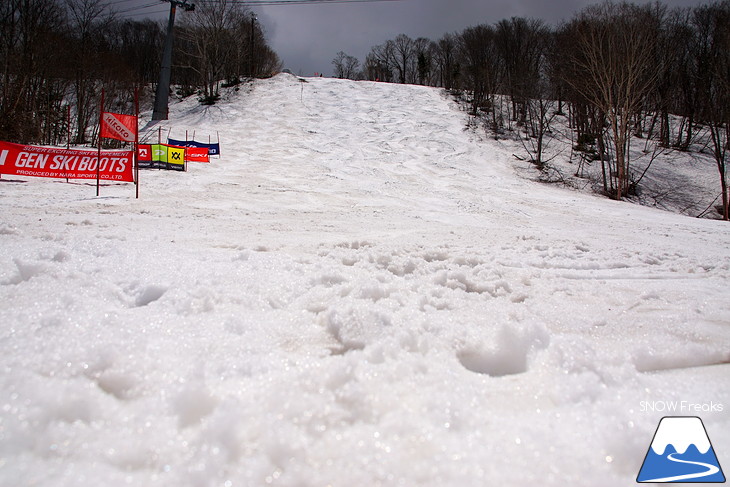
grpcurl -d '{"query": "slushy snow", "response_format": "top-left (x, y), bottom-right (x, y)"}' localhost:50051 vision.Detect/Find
top-left (1, 74), bottom-right (729, 486)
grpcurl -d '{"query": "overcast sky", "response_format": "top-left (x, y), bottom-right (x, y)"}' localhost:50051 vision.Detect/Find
top-left (128, 0), bottom-right (708, 77)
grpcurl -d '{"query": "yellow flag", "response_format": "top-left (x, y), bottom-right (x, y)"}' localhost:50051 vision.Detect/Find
top-left (167, 146), bottom-right (185, 167)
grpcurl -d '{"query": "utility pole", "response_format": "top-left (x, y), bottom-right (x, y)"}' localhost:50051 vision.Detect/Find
top-left (152, 0), bottom-right (195, 121)
top-left (249, 14), bottom-right (257, 77)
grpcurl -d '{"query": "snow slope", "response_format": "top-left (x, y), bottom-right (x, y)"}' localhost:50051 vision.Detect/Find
top-left (1, 74), bottom-right (729, 486)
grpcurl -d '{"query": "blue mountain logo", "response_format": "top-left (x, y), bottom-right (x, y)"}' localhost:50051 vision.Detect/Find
top-left (637, 416), bottom-right (726, 483)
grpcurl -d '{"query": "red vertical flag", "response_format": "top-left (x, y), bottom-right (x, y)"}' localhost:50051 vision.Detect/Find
top-left (100, 112), bottom-right (137, 142)
top-left (97, 89), bottom-right (139, 197)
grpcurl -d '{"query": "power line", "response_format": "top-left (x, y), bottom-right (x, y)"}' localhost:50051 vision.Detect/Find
top-left (102, 0), bottom-right (142, 6)
top-left (198, 0), bottom-right (404, 5)
top-left (124, 8), bottom-right (170, 17)
top-left (114, 2), bottom-right (163, 15)
top-left (101, 1), bottom-right (167, 16)
top-left (111, 0), bottom-right (404, 19)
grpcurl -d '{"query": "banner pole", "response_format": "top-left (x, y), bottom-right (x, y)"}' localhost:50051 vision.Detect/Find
top-left (158, 127), bottom-right (162, 170)
top-left (97, 89), bottom-right (104, 197)
top-left (66, 105), bottom-right (71, 183)
top-left (135, 87), bottom-right (140, 199)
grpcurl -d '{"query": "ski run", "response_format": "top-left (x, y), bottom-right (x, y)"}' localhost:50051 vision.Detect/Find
top-left (1, 74), bottom-right (729, 486)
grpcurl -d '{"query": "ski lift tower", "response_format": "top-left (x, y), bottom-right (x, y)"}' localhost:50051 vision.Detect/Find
top-left (152, 0), bottom-right (195, 121)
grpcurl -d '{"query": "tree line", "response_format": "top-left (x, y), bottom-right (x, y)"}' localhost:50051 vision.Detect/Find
top-left (0, 0), bottom-right (280, 146)
top-left (333, 1), bottom-right (730, 219)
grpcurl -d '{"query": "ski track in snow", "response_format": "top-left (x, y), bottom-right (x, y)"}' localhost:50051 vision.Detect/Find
top-left (1, 75), bottom-right (729, 486)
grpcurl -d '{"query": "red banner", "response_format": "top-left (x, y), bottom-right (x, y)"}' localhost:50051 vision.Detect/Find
top-left (138, 144), bottom-right (152, 162)
top-left (185, 146), bottom-right (210, 163)
top-left (0, 141), bottom-right (134, 182)
top-left (100, 112), bottom-right (137, 142)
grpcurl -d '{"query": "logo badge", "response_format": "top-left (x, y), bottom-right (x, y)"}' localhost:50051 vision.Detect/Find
top-left (637, 416), bottom-right (726, 483)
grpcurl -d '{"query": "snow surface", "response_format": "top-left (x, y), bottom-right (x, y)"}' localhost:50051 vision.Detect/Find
top-left (1, 74), bottom-right (729, 486)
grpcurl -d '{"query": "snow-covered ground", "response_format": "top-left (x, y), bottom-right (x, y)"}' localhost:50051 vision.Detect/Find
top-left (466, 95), bottom-right (723, 218)
top-left (1, 74), bottom-right (729, 486)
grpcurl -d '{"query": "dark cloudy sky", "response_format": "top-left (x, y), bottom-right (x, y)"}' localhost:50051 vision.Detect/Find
top-left (125, 0), bottom-right (708, 77)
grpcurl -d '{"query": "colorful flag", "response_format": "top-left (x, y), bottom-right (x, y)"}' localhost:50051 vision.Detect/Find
top-left (185, 147), bottom-right (210, 163)
top-left (100, 112), bottom-right (137, 142)
top-left (136, 144), bottom-right (186, 171)
top-left (137, 144), bottom-right (152, 162)
top-left (165, 145), bottom-right (186, 168)
top-left (168, 138), bottom-right (220, 155)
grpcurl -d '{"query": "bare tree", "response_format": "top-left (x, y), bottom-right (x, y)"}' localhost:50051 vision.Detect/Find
top-left (332, 51), bottom-right (360, 79)
top-left (178, 1), bottom-right (242, 103)
top-left (563, 2), bottom-right (661, 199)
top-left (107, 19), bottom-right (163, 86)
top-left (647, 7), bottom-right (692, 148)
top-left (365, 41), bottom-right (395, 82)
top-left (495, 17), bottom-right (549, 127)
top-left (393, 34), bottom-right (414, 84)
top-left (252, 43), bottom-right (282, 79)
top-left (1, 0), bottom-right (69, 143)
top-left (434, 33), bottom-right (459, 90)
top-left (66, 0), bottom-right (114, 143)
top-left (413, 37), bottom-right (433, 85)
top-left (522, 32), bottom-right (556, 168)
top-left (458, 25), bottom-right (501, 123)
top-left (365, 35), bottom-right (427, 84)
top-left (693, 1), bottom-right (730, 219)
